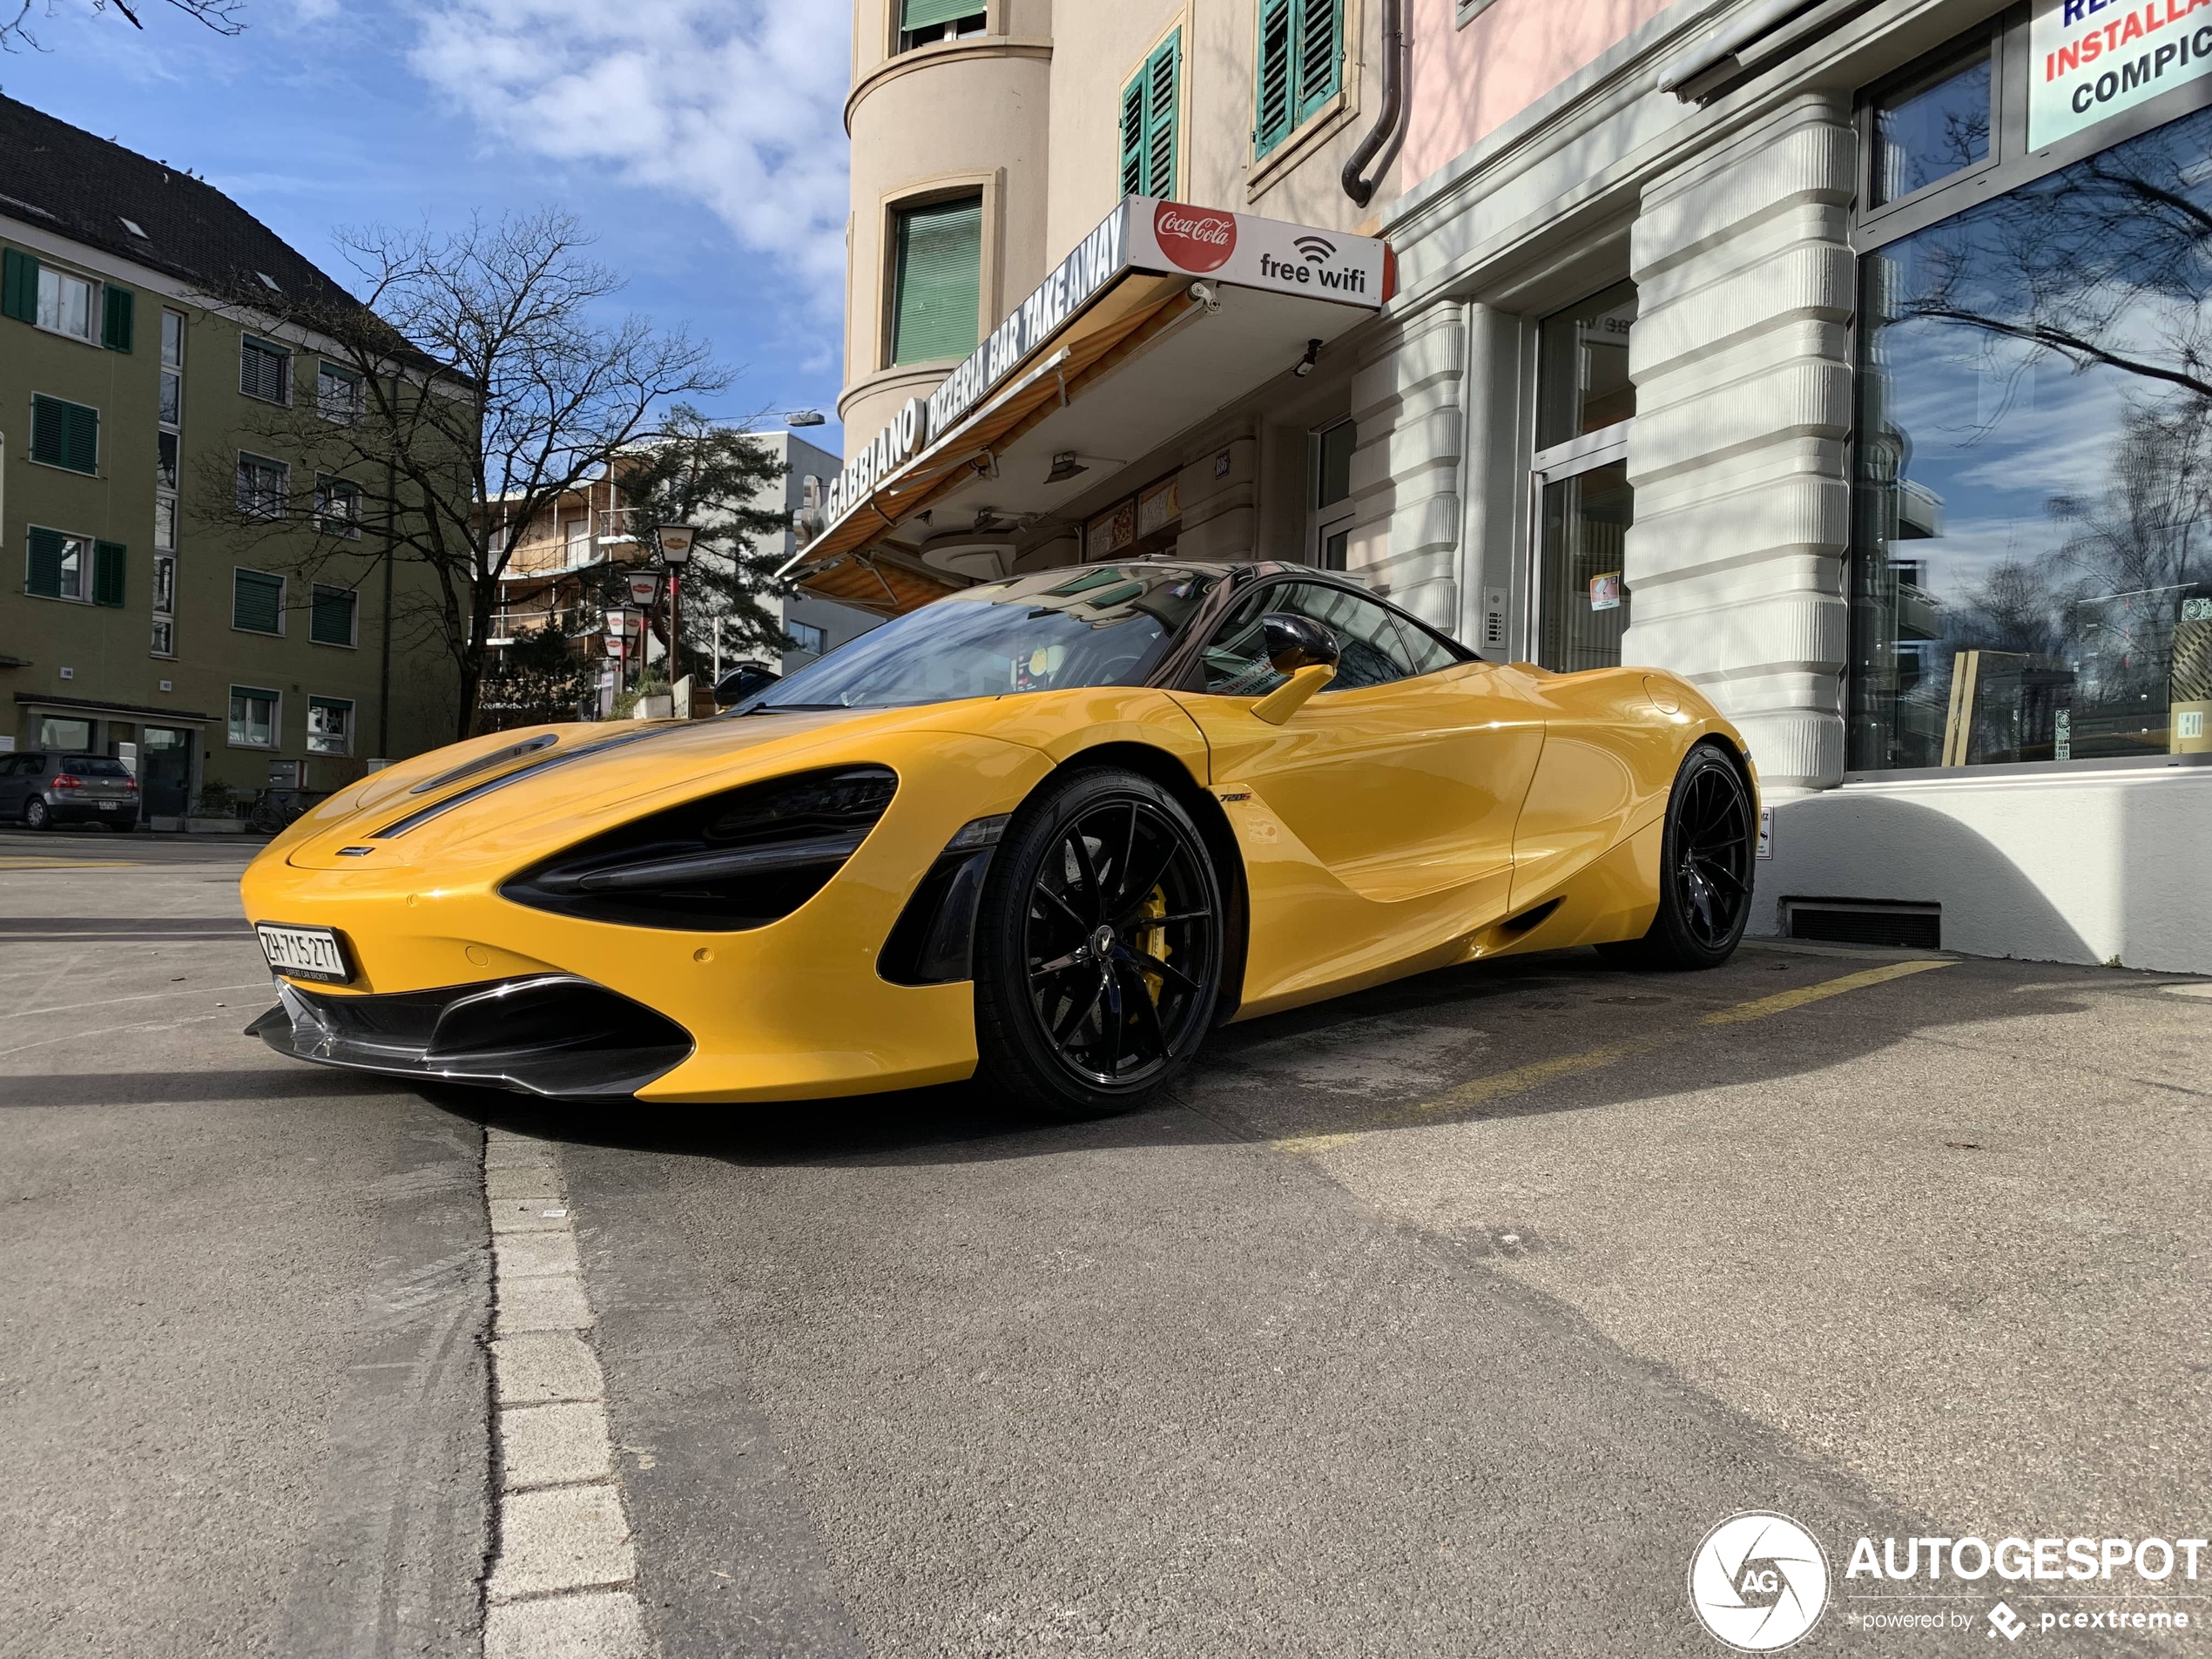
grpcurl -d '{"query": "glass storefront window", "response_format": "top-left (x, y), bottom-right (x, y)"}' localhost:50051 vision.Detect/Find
top-left (1536, 280), bottom-right (1636, 450)
top-left (1852, 102), bottom-right (2212, 770)
top-left (1870, 40), bottom-right (1992, 207)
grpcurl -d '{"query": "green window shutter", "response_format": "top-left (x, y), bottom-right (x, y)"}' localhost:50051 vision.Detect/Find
top-left (1294, 0), bottom-right (1343, 125)
top-left (1, 247), bottom-right (37, 323)
top-left (233, 570), bottom-right (283, 634)
top-left (1146, 33), bottom-right (1181, 198)
top-left (30, 395), bottom-right (98, 474)
top-left (92, 541), bottom-right (126, 607)
top-left (102, 286), bottom-right (134, 352)
top-left (26, 527), bottom-right (64, 597)
top-left (1123, 33), bottom-right (1182, 198)
top-left (891, 194), bottom-right (983, 367)
top-left (901, 0), bottom-right (976, 28)
top-left (1120, 77), bottom-right (1147, 197)
top-left (311, 585), bottom-right (356, 645)
top-left (1255, 0), bottom-right (1294, 158)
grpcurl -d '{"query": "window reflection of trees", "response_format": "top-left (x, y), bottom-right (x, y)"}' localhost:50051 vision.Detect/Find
top-left (1857, 107), bottom-right (2212, 767)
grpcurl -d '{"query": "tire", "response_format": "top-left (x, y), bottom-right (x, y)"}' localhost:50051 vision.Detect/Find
top-left (248, 802), bottom-right (283, 836)
top-left (1599, 742), bottom-right (1756, 971)
top-left (24, 797), bottom-right (51, 832)
top-left (971, 767), bottom-right (1225, 1118)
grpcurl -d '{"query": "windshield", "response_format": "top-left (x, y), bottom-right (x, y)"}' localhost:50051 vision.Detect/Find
top-left (745, 565), bottom-right (1218, 711)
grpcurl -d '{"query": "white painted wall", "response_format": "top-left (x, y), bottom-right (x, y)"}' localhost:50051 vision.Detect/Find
top-left (1756, 768), bottom-right (2212, 974)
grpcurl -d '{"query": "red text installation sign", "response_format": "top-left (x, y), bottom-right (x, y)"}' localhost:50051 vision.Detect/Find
top-left (2033, 0), bottom-right (2212, 148)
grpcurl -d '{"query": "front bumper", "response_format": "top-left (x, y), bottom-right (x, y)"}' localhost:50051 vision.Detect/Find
top-left (247, 973), bottom-right (693, 1099)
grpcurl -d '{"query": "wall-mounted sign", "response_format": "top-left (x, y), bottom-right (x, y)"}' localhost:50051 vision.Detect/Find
top-left (808, 197), bottom-right (1388, 560)
top-left (2030, 0), bottom-right (2212, 150)
top-left (1085, 500), bottom-right (1136, 561)
top-left (1136, 476), bottom-right (1181, 538)
top-left (1589, 572), bottom-right (1623, 612)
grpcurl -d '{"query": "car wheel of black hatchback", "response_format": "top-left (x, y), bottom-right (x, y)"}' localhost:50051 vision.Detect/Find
top-left (1600, 742), bottom-right (1755, 971)
top-left (972, 767), bottom-right (1224, 1118)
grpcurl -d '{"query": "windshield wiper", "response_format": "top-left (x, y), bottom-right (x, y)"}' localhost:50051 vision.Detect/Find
top-left (740, 702), bottom-right (859, 715)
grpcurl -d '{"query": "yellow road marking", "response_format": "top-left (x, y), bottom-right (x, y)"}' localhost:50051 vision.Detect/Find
top-left (1698, 959), bottom-right (1952, 1024)
top-left (1271, 958), bottom-right (1955, 1156)
top-left (0, 860), bottom-right (145, 871)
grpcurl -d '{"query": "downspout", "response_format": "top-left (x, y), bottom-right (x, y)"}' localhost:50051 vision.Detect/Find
top-left (379, 392), bottom-right (396, 761)
top-left (1340, 0), bottom-right (1406, 209)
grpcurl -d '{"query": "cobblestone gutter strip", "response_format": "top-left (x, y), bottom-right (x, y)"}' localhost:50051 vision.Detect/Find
top-left (482, 1130), bottom-right (654, 1659)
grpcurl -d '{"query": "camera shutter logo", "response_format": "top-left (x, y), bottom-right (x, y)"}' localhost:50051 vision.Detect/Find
top-left (1688, 1512), bottom-right (1830, 1651)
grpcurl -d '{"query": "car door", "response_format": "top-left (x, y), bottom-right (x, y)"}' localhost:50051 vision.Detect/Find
top-left (0, 755), bottom-right (22, 814)
top-left (1170, 580), bottom-right (1546, 1011)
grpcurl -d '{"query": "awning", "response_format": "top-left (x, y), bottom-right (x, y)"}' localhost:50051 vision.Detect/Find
top-left (780, 195), bottom-right (1392, 616)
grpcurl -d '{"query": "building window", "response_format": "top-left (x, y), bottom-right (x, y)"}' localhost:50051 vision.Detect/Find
top-left (1254, 0), bottom-right (1342, 161)
top-left (157, 432), bottom-right (179, 492)
top-left (1121, 30), bottom-right (1182, 198)
top-left (307, 695), bottom-right (354, 755)
top-left (898, 0), bottom-right (984, 52)
top-left (151, 617), bottom-right (174, 656)
top-left (310, 583), bottom-right (358, 647)
top-left (318, 361), bottom-right (362, 423)
top-left (27, 527), bottom-right (87, 601)
top-left (156, 308), bottom-right (184, 660)
top-left (38, 717), bottom-right (93, 750)
top-left (36, 265), bottom-right (97, 342)
top-left (152, 554), bottom-right (176, 616)
top-left (890, 193), bottom-right (983, 366)
top-left (30, 394), bottom-right (99, 474)
top-left (1311, 418), bottom-right (1355, 570)
top-left (228, 686), bottom-right (280, 750)
top-left (237, 453), bottom-right (290, 517)
top-left (1852, 94), bottom-right (2212, 771)
top-left (233, 568), bottom-right (285, 635)
top-left (788, 619), bottom-right (827, 656)
top-left (315, 475), bottom-right (362, 536)
top-left (239, 334), bottom-right (292, 404)
top-left (1869, 37), bottom-right (1993, 209)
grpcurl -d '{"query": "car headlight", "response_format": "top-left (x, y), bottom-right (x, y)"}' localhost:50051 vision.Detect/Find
top-left (500, 765), bottom-right (897, 931)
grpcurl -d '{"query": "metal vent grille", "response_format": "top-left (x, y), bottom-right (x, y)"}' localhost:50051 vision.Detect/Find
top-left (1785, 900), bottom-right (1940, 950)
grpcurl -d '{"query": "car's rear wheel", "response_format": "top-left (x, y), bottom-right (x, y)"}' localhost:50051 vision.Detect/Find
top-left (1600, 742), bottom-right (1755, 970)
top-left (24, 797), bottom-right (51, 832)
top-left (972, 768), bottom-right (1224, 1118)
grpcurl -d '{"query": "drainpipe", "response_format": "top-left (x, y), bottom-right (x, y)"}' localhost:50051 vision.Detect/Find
top-left (1341, 0), bottom-right (1406, 209)
top-left (379, 398), bottom-right (396, 760)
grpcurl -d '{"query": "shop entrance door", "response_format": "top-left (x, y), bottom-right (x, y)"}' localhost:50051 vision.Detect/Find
top-left (1532, 431), bottom-right (1633, 673)
top-left (1530, 281), bottom-right (1637, 672)
top-left (140, 726), bottom-right (193, 817)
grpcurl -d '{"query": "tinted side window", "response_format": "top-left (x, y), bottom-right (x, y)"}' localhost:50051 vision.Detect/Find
top-left (1392, 614), bottom-right (1462, 676)
top-left (1278, 583), bottom-right (1417, 691)
top-left (1197, 588), bottom-right (1288, 696)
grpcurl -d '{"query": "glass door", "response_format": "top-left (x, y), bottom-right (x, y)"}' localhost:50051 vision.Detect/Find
top-left (1530, 282), bottom-right (1637, 672)
top-left (140, 725), bottom-right (193, 817)
top-left (1311, 418), bottom-right (1356, 570)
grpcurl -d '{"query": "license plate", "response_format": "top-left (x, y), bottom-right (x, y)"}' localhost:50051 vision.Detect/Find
top-left (257, 923), bottom-right (351, 983)
top-left (98, 801), bottom-right (118, 811)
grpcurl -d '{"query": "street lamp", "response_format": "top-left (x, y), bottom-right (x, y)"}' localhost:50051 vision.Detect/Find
top-left (604, 604), bottom-right (643, 706)
top-left (655, 524), bottom-right (698, 696)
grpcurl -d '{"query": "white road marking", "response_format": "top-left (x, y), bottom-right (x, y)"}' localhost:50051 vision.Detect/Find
top-left (482, 1129), bottom-right (653, 1659)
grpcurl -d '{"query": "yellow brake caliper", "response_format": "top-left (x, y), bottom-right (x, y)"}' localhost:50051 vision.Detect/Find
top-left (1138, 887), bottom-right (1169, 1005)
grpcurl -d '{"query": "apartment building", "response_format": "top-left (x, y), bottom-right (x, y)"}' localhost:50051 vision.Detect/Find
top-left (790, 0), bottom-right (2212, 974)
top-left (0, 95), bottom-right (459, 820)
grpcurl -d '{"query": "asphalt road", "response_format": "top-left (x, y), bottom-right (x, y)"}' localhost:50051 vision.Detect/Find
top-left (4, 826), bottom-right (2208, 1656)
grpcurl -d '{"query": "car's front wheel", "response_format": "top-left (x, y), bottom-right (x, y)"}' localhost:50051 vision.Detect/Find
top-left (971, 767), bottom-right (1224, 1118)
top-left (1601, 742), bottom-right (1756, 970)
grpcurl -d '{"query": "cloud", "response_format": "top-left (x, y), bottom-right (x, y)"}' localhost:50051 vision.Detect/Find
top-left (401, 0), bottom-right (851, 301)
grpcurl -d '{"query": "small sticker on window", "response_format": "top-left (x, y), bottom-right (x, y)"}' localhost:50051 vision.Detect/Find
top-left (1589, 573), bottom-right (1623, 612)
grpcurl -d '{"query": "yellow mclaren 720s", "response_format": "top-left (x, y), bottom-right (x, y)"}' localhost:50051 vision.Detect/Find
top-left (242, 562), bottom-right (1759, 1118)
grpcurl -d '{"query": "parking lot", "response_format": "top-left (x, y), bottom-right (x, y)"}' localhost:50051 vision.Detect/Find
top-left (3, 828), bottom-right (2207, 1657)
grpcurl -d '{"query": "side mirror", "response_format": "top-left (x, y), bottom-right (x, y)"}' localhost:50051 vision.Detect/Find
top-left (1262, 611), bottom-right (1339, 673)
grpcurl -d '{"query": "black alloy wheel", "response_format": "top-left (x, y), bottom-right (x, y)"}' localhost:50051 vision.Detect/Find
top-left (1602, 742), bottom-right (1755, 970)
top-left (973, 768), bottom-right (1224, 1117)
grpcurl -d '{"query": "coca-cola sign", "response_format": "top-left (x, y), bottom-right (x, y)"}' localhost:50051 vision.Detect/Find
top-left (1152, 201), bottom-right (1236, 273)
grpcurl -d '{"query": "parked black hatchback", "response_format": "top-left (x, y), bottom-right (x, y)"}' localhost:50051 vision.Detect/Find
top-left (0, 752), bottom-right (140, 830)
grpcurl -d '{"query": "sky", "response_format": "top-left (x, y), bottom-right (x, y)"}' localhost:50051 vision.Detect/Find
top-left (0, 0), bottom-right (852, 453)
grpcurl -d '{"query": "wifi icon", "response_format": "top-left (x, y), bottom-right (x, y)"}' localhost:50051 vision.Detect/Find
top-left (1292, 234), bottom-right (1336, 265)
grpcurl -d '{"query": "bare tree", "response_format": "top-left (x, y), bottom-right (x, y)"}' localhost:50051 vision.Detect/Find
top-left (1, 0), bottom-right (241, 49)
top-left (193, 209), bottom-right (728, 738)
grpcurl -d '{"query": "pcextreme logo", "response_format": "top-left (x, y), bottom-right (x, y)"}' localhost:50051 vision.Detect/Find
top-left (1689, 1512), bottom-right (1831, 1651)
